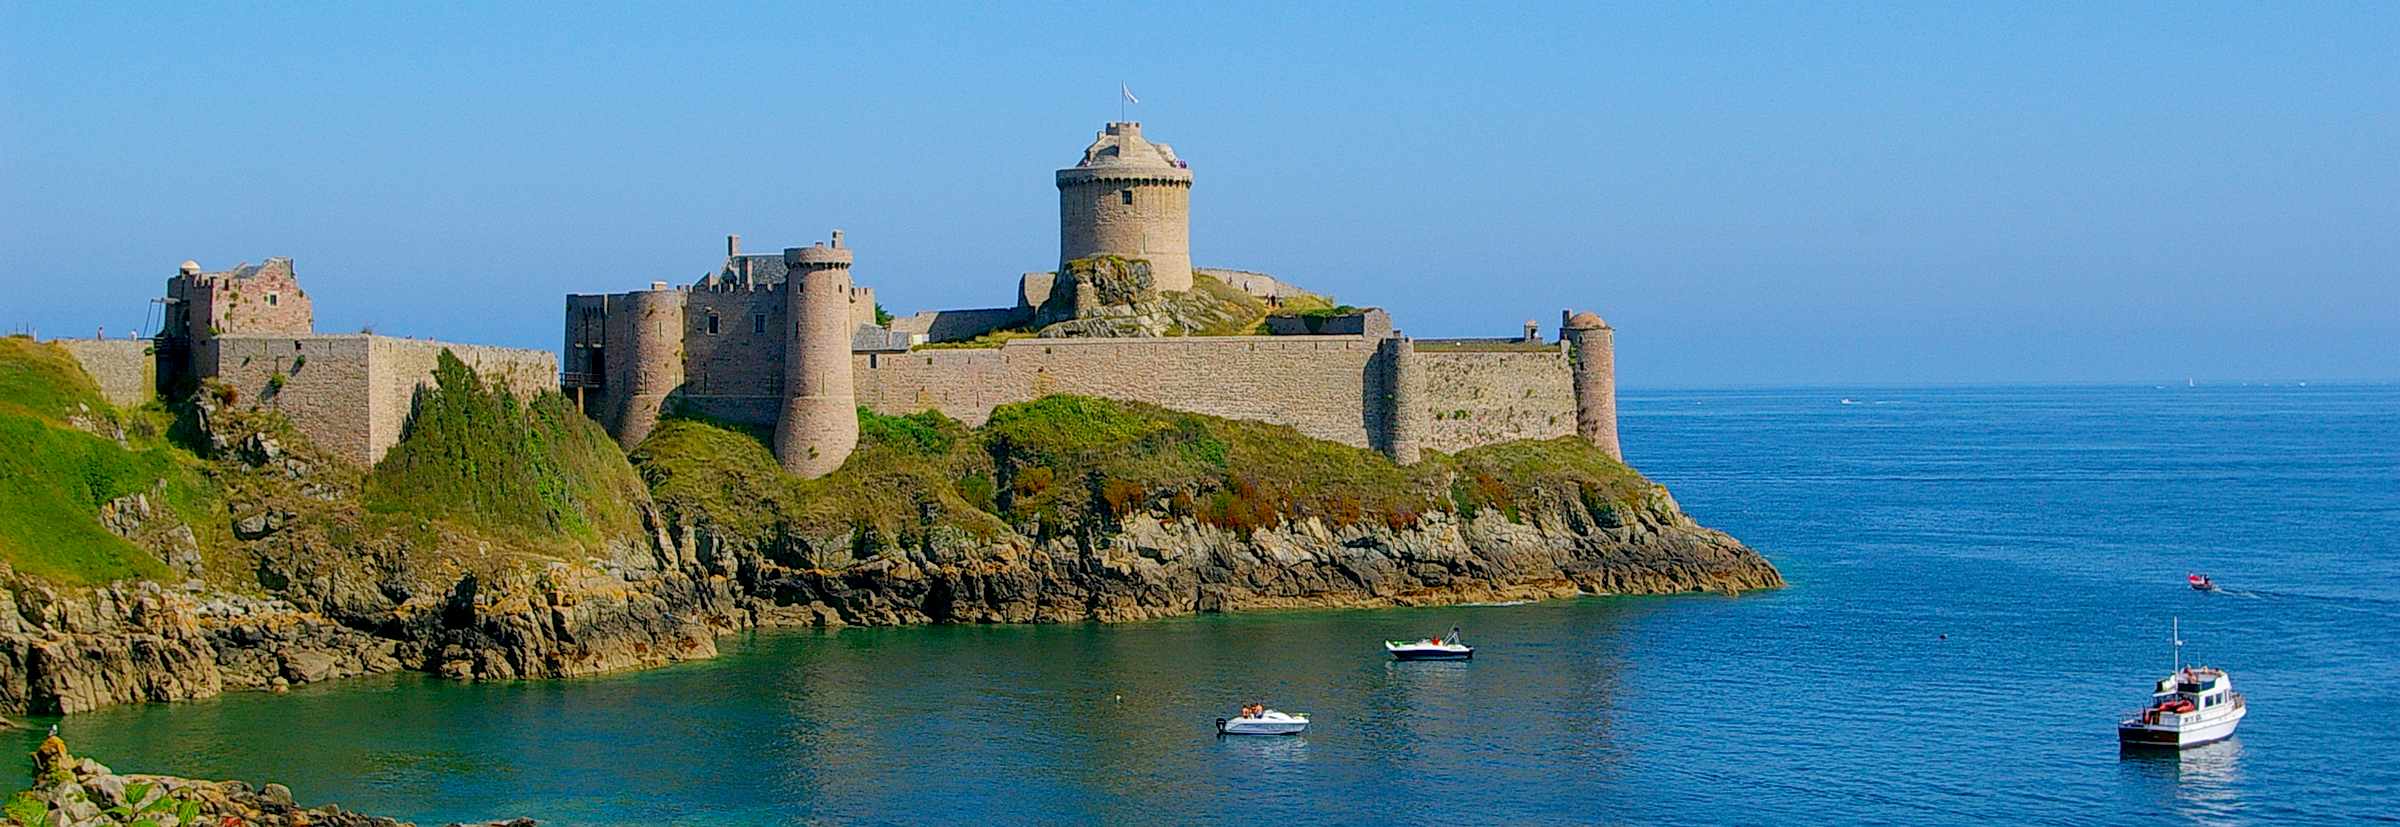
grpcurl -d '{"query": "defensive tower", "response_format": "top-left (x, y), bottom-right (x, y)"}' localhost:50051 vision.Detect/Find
top-left (606, 283), bottom-right (685, 448)
top-left (1378, 335), bottom-right (1426, 464)
top-left (1561, 310), bottom-right (1621, 460)
top-left (1057, 122), bottom-right (1194, 292)
top-left (774, 233), bottom-right (859, 478)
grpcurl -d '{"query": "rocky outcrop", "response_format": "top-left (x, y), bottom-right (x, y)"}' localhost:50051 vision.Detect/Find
top-left (1032, 258), bottom-right (1266, 337)
top-left (15, 734), bottom-right (531, 826)
top-left (715, 479), bottom-right (1779, 627)
top-left (0, 472), bottom-right (1775, 715)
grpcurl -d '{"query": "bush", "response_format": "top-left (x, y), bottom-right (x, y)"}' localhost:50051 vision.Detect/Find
top-left (364, 350), bottom-right (645, 546)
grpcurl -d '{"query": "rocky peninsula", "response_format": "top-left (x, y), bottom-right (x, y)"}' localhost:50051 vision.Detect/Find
top-left (0, 338), bottom-right (1780, 717)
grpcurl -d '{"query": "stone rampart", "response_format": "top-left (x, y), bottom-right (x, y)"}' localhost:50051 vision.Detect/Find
top-left (1418, 348), bottom-right (1577, 454)
top-left (847, 335), bottom-right (1581, 458)
top-left (201, 335), bottom-right (376, 462)
top-left (856, 335), bottom-right (1385, 447)
top-left (888, 307), bottom-right (1026, 343)
top-left (50, 339), bottom-right (154, 408)
top-left (199, 334), bottom-right (554, 466)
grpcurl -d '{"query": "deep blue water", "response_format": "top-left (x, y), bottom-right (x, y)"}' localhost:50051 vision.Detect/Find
top-left (19, 384), bottom-right (2399, 825)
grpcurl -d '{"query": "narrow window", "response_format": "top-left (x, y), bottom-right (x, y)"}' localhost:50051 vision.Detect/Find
top-left (707, 315), bottom-right (720, 335)
top-left (266, 293), bottom-right (279, 306)
top-left (753, 314), bottom-right (766, 335)
top-left (1120, 189), bottom-right (1134, 205)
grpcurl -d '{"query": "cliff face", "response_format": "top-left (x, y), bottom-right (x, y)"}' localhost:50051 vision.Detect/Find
top-left (0, 344), bottom-right (1779, 717)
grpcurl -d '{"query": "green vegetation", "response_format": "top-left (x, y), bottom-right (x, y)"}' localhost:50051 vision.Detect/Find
top-left (364, 350), bottom-right (646, 548)
top-left (917, 328), bottom-right (1037, 350)
top-left (634, 407), bottom-right (1007, 559)
top-left (1412, 340), bottom-right (1557, 353)
top-left (0, 337), bottom-right (197, 584)
top-left (632, 393), bottom-right (1649, 550)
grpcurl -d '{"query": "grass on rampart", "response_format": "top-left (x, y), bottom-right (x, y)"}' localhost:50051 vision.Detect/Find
top-left (1410, 339), bottom-right (1559, 353)
top-left (630, 393), bottom-right (1649, 550)
top-left (363, 350), bottom-right (646, 548)
top-left (0, 337), bottom-right (192, 584)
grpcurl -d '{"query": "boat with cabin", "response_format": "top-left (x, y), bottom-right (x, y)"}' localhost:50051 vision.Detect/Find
top-left (2118, 619), bottom-right (2246, 749)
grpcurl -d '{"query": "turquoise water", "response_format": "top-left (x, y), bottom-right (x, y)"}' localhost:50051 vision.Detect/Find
top-left (19, 385), bottom-right (2399, 825)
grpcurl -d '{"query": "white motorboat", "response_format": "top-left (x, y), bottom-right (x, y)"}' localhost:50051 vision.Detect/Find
top-left (1386, 626), bottom-right (1473, 661)
top-left (2118, 619), bottom-right (2246, 749)
top-left (1216, 709), bottom-right (1309, 736)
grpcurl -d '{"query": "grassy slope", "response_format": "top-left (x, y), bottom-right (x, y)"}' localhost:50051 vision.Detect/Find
top-left (633, 394), bottom-right (1650, 549)
top-left (363, 350), bottom-right (646, 551)
top-left (0, 337), bottom-right (191, 584)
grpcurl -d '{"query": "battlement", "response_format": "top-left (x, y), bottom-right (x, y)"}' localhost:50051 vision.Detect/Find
top-left (785, 230), bottom-right (853, 268)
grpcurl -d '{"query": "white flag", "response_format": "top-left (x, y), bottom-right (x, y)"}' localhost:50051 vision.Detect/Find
top-left (1121, 83), bottom-right (1139, 105)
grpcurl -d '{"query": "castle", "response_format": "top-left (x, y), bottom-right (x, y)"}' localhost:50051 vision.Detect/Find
top-left (565, 122), bottom-right (1620, 477)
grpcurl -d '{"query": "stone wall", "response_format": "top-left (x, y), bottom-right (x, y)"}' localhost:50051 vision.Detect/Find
top-left (855, 335), bottom-right (1386, 447)
top-left (846, 336), bottom-right (1580, 459)
top-left (199, 334), bottom-right (554, 466)
top-left (50, 339), bottom-right (154, 408)
top-left (888, 307), bottom-right (1026, 343)
top-left (1417, 348), bottom-right (1577, 454)
top-left (683, 287), bottom-right (786, 409)
top-left (201, 335), bottom-right (377, 462)
top-left (366, 338), bottom-right (556, 464)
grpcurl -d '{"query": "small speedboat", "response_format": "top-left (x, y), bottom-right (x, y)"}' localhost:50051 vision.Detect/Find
top-left (1386, 626), bottom-right (1474, 661)
top-left (2118, 618), bottom-right (2246, 749)
top-left (2188, 573), bottom-right (2218, 592)
top-left (1217, 709), bottom-right (1309, 736)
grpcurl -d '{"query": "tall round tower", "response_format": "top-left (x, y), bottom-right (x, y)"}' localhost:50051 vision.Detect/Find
top-left (1561, 310), bottom-right (1621, 461)
top-left (774, 237), bottom-right (859, 478)
top-left (606, 286), bottom-right (685, 449)
top-left (1380, 335), bottom-right (1426, 465)
top-left (1057, 122), bottom-right (1194, 292)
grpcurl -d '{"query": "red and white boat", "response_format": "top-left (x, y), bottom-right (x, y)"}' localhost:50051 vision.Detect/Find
top-left (2118, 619), bottom-right (2246, 749)
top-left (2187, 573), bottom-right (2218, 592)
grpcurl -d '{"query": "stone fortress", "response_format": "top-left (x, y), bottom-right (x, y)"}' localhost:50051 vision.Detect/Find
top-left (51, 257), bottom-right (558, 466)
top-left (565, 121), bottom-right (1621, 477)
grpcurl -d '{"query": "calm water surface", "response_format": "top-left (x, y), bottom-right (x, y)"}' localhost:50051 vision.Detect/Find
top-left (18, 385), bottom-right (2399, 825)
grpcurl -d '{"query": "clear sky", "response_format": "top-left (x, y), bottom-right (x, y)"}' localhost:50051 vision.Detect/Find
top-left (4, 3), bottom-right (2393, 387)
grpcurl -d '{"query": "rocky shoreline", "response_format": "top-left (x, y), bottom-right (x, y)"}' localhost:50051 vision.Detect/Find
top-left (0, 474), bottom-right (1776, 716)
top-left (13, 733), bottom-right (530, 826)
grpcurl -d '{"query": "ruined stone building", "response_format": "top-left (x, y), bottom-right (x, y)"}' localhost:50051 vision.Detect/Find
top-left (564, 121), bottom-right (1619, 478)
top-left (51, 259), bottom-right (559, 465)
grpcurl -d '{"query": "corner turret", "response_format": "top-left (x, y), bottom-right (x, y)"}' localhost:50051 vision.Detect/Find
top-left (1058, 122), bottom-right (1194, 292)
top-left (1560, 310), bottom-right (1620, 460)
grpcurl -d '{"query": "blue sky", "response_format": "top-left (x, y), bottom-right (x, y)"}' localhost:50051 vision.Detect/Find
top-left (3, 3), bottom-right (2393, 387)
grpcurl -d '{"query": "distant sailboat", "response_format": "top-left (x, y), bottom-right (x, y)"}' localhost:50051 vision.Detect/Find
top-left (2187, 378), bottom-right (2196, 388)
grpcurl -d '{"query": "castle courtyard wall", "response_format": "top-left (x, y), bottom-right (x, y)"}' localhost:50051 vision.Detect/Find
top-left (50, 339), bottom-right (155, 408)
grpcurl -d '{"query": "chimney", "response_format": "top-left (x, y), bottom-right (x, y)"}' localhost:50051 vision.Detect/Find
top-left (831, 229), bottom-right (845, 249)
top-left (727, 234), bottom-right (741, 257)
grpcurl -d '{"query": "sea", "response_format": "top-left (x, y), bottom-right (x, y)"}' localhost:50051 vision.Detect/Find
top-left (14, 384), bottom-right (2398, 825)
